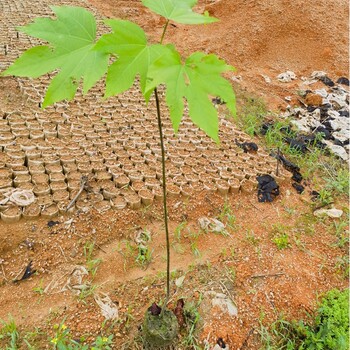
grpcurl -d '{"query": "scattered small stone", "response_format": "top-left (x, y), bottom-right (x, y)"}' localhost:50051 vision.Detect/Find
top-left (325, 143), bottom-right (349, 161)
top-left (261, 74), bottom-right (271, 83)
top-left (314, 208), bottom-right (343, 218)
top-left (311, 71), bottom-right (328, 79)
top-left (198, 217), bottom-right (226, 233)
top-left (277, 71), bottom-right (297, 82)
top-left (206, 291), bottom-right (238, 317)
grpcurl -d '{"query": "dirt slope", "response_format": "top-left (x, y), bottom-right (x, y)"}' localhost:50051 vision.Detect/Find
top-left (89, 0), bottom-right (349, 108)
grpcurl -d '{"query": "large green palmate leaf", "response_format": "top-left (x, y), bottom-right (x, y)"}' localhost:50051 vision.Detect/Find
top-left (146, 48), bottom-right (236, 142)
top-left (94, 20), bottom-right (169, 98)
top-left (1, 6), bottom-right (109, 107)
top-left (142, 0), bottom-right (218, 24)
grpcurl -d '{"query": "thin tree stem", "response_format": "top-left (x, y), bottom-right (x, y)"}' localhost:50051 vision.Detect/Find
top-left (160, 20), bottom-right (170, 44)
top-left (154, 87), bottom-right (170, 306)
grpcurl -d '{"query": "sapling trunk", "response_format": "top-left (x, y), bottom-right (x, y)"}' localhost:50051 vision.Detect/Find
top-left (154, 87), bottom-right (170, 305)
top-left (155, 18), bottom-right (171, 310)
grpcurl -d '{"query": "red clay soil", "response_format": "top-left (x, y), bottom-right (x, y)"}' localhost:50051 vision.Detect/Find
top-left (89, 0), bottom-right (349, 110)
top-left (0, 1), bottom-right (349, 349)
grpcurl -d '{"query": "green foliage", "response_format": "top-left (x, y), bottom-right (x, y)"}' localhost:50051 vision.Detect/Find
top-left (297, 289), bottom-right (349, 350)
top-left (233, 94), bottom-right (267, 136)
top-left (259, 289), bottom-right (349, 350)
top-left (50, 322), bottom-right (113, 350)
top-left (2, 6), bottom-right (108, 108)
top-left (141, 0), bottom-right (218, 24)
top-left (180, 299), bottom-right (202, 349)
top-left (83, 242), bottom-right (101, 278)
top-left (136, 244), bottom-right (153, 268)
top-left (0, 316), bottom-right (19, 350)
top-left (95, 20), bottom-right (167, 98)
top-left (146, 49), bottom-right (236, 141)
top-left (218, 199), bottom-right (236, 230)
top-left (2, 3), bottom-right (236, 142)
top-left (272, 233), bottom-right (290, 250)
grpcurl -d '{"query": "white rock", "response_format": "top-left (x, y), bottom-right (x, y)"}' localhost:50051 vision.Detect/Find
top-left (277, 71), bottom-right (297, 82)
top-left (207, 291), bottom-right (238, 317)
top-left (311, 71), bottom-right (328, 79)
top-left (212, 344), bottom-right (229, 350)
top-left (329, 117), bottom-right (349, 132)
top-left (175, 275), bottom-right (186, 287)
top-left (314, 89), bottom-right (328, 98)
top-left (314, 208), bottom-right (343, 218)
top-left (332, 132), bottom-right (349, 143)
top-left (327, 144), bottom-right (349, 161)
top-left (291, 119), bottom-right (311, 132)
top-left (261, 74), bottom-right (271, 83)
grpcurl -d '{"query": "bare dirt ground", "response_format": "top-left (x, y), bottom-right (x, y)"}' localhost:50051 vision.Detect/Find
top-left (0, 0), bottom-right (349, 349)
top-left (89, 0), bottom-right (349, 110)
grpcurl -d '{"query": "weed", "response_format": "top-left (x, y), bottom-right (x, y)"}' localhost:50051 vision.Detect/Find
top-left (315, 188), bottom-right (334, 207)
top-left (33, 279), bottom-right (45, 296)
top-left (83, 242), bottom-right (101, 278)
top-left (0, 316), bottom-right (19, 349)
top-left (233, 93), bottom-right (268, 136)
top-left (272, 233), bottom-right (290, 250)
top-left (218, 199), bottom-right (237, 230)
top-left (175, 221), bottom-right (187, 241)
top-left (172, 242), bottom-right (185, 254)
top-left (331, 220), bottom-right (349, 249)
top-left (78, 283), bottom-right (98, 302)
top-left (180, 298), bottom-right (203, 349)
top-left (220, 246), bottom-right (235, 260)
top-left (325, 167), bottom-right (349, 195)
top-left (246, 230), bottom-right (260, 246)
top-left (50, 321), bottom-right (113, 349)
top-left (258, 289), bottom-right (349, 350)
top-left (136, 244), bottom-right (153, 269)
top-left (190, 241), bottom-right (201, 258)
top-left (224, 266), bottom-right (236, 283)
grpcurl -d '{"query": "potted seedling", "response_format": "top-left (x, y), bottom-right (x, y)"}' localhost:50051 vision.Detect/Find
top-left (2, 0), bottom-right (237, 346)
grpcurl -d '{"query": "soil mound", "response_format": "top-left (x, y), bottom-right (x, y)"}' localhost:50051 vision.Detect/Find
top-left (89, 0), bottom-right (349, 107)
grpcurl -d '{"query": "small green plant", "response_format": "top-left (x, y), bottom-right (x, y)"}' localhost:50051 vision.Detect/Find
top-left (50, 321), bottom-right (113, 349)
top-left (296, 288), bottom-right (349, 350)
top-left (232, 93), bottom-right (267, 136)
top-left (224, 266), bottom-right (236, 283)
top-left (136, 244), bottom-right (153, 268)
top-left (259, 289), bottom-right (349, 350)
top-left (33, 279), bottom-right (45, 296)
top-left (175, 221), bottom-right (187, 241)
top-left (0, 316), bottom-right (19, 350)
top-left (218, 199), bottom-right (236, 230)
top-left (315, 188), bottom-right (334, 207)
top-left (246, 230), bottom-right (260, 246)
top-left (78, 284), bottom-right (98, 302)
top-left (83, 242), bottom-right (102, 278)
top-left (331, 220), bottom-right (349, 249)
top-left (180, 299), bottom-right (202, 349)
top-left (272, 233), bottom-right (290, 250)
top-left (190, 241), bottom-right (201, 258)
